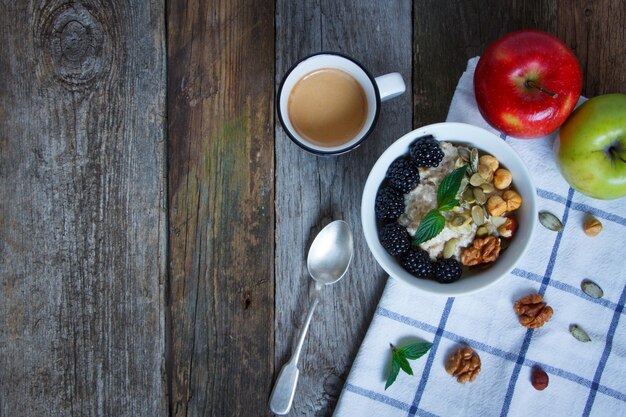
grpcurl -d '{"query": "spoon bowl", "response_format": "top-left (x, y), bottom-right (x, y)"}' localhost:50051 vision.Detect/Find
top-left (307, 220), bottom-right (353, 285)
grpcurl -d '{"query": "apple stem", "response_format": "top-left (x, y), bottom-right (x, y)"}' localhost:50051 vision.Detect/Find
top-left (525, 80), bottom-right (559, 99)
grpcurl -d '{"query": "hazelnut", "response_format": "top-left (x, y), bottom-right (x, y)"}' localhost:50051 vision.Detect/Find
top-left (497, 217), bottom-right (518, 238)
top-left (502, 190), bottom-right (522, 211)
top-left (479, 155), bottom-right (499, 173)
top-left (487, 195), bottom-right (507, 216)
top-left (493, 168), bottom-right (512, 190)
top-left (531, 367), bottom-right (549, 390)
top-left (584, 216), bottom-right (602, 237)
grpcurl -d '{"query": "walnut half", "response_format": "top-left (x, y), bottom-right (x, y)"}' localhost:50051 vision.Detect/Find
top-left (445, 346), bottom-right (481, 383)
top-left (514, 293), bottom-right (553, 328)
top-left (461, 236), bottom-right (501, 266)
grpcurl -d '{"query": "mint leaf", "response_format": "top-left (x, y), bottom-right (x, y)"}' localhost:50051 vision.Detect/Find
top-left (385, 355), bottom-right (400, 390)
top-left (393, 350), bottom-right (413, 376)
top-left (412, 209), bottom-right (445, 245)
top-left (385, 341), bottom-right (432, 389)
top-left (437, 195), bottom-right (460, 212)
top-left (437, 164), bottom-right (468, 206)
top-left (400, 342), bottom-right (433, 360)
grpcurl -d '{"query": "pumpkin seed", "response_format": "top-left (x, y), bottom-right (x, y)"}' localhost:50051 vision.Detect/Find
top-left (455, 157), bottom-right (466, 169)
top-left (471, 205), bottom-right (485, 225)
top-left (451, 215), bottom-right (467, 227)
top-left (581, 279), bottom-right (604, 299)
top-left (450, 214), bottom-right (472, 234)
top-left (459, 224), bottom-right (472, 234)
top-left (470, 148), bottom-right (479, 173)
top-left (491, 216), bottom-right (507, 228)
top-left (458, 147), bottom-right (471, 161)
top-left (443, 238), bottom-right (459, 259)
top-left (473, 188), bottom-right (487, 205)
top-left (470, 173), bottom-right (485, 186)
top-left (459, 177), bottom-right (469, 193)
top-left (481, 182), bottom-right (495, 194)
top-left (539, 211), bottom-right (563, 232)
top-left (476, 226), bottom-right (489, 237)
top-left (570, 324), bottom-right (591, 343)
top-left (462, 187), bottom-right (476, 203)
top-left (478, 164), bottom-right (493, 181)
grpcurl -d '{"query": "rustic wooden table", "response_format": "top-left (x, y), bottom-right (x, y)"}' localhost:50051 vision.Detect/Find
top-left (1, 1), bottom-right (624, 416)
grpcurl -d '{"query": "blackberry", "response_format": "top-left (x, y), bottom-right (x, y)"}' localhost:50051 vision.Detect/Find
top-left (386, 157), bottom-right (420, 193)
top-left (375, 186), bottom-right (404, 220)
top-left (379, 223), bottom-right (410, 256)
top-left (432, 258), bottom-right (463, 283)
top-left (400, 248), bottom-right (433, 277)
top-left (409, 135), bottom-right (444, 168)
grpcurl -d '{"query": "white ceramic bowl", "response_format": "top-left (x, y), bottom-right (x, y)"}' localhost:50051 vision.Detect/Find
top-left (362, 122), bottom-right (537, 296)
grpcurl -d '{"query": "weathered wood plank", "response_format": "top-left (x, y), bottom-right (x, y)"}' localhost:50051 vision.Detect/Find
top-left (413, 0), bottom-right (556, 127)
top-left (166, 1), bottom-right (275, 416)
top-left (0, 1), bottom-right (166, 416)
top-left (275, 1), bottom-right (413, 415)
top-left (556, 0), bottom-right (626, 96)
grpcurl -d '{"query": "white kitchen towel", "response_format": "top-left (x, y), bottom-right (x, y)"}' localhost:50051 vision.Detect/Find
top-left (333, 57), bottom-right (626, 417)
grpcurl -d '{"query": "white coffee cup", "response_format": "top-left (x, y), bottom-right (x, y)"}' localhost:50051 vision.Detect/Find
top-left (277, 52), bottom-right (406, 155)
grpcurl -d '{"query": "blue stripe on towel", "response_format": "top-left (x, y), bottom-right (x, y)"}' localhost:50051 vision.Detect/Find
top-left (583, 283), bottom-right (626, 414)
top-left (343, 383), bottom-right (412, 412)
top-left (376, 306), bottom-right (626, 404)
top-left (511, 268), bottom-right (622, 312)
top-left (536, 188), bottom-right (568, 205)
top-left (537, 188), bottom-right (626, 226)
top-left (343, 383), bottom-right (441, 417)
top-left (568, 201), bottom-right (626, 226)
top-left (379, 307), bottom-right (519, 363)
top-left (499, 187), bottom-right (575, 417)
top-left (407, 298), bottom-right (455, 417)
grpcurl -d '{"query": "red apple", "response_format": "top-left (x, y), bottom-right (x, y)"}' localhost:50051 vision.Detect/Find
top-left (474, 30), bottom-right (582, 139)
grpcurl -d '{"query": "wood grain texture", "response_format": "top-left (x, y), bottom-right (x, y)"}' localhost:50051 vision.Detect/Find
top-left (556, 0), bottom-right (626, 95)
top-left (166, 1), bottom-right (275, 416)
top-left (0, 1), bottom-right (166, 416)
top-left (2, 0), bottom-right (624, 415)
top-left (413, 0), bottom-right (556, 126)
top-left (275, 1), bottom-right (412, 416)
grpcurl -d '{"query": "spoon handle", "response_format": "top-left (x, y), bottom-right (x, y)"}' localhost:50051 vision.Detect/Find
top-left (269, 283), bottom-right (322, 415)
top-left (292, 283), bottom-right (321, 365)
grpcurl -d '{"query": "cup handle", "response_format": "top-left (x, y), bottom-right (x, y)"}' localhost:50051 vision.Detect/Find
top-left (375, 73), bottom-right (406, 102)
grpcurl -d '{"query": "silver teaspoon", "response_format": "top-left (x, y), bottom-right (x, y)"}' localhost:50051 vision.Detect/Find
top-left (269, 220), bottom-right (354, 415)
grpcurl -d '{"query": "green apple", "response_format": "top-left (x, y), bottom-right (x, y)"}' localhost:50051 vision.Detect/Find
top-left (555, 94), bottom-right (626, 200)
